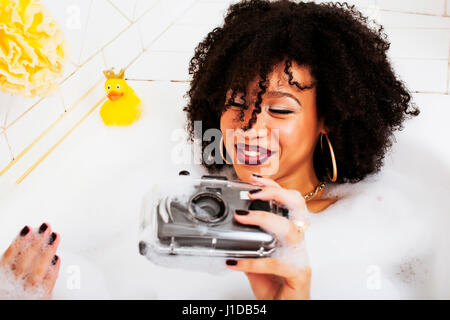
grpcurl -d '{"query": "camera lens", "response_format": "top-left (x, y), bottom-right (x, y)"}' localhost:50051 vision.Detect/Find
top-left (189, 193), bottom-right (226, 223)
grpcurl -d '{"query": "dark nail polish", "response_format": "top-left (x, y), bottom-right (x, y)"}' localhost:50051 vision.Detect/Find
top-left (51, 255), bottom-right (58, 265)
top-left (252, 173), bottom-right (262, 178)
top-left (39, 223), bottom-right (48, 234)
top-left (139, 241), bottom-right (147, 255)
top-left (48, 232), bottom-right (57, 245)
top-left (235, 210), bottom-right (249, 215)
top-left (226, 259), bottom-right (238, 266)
top-left (20, 226), bottom-right (30, 237)
top-left (249, 188), bottom-right (262, 194)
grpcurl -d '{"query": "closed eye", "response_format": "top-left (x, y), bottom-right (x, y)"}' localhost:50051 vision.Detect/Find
top-left (269, 108), bottom-right (293, 114)
top-left (225, 103), bottom-right (294, 115)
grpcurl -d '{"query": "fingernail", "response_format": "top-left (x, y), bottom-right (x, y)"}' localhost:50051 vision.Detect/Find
top-left (20, 226), bottom-right (30, 237)
top-left (235, 210), bottom-right (249, 215)
top-left (249, 188), bottom-right (262, 194)
top-left (39, 223), bottom-right (48, 234)
top-left (252, 173), bottom-right (262, 178)
top-left (226, 259), bottom-right (238, 266)
top-left (139, 241), bottom-right (147, 255)
top-left (48, 232), bottom-right (57, 245)
top-left (51, 255), bottom-right (58, 265)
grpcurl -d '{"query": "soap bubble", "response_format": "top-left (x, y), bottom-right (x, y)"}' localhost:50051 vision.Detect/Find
top-left (0, 267), bottom-right (47, 300)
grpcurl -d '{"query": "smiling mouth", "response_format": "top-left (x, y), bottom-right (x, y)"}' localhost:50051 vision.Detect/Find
top-left (235, 143), bottom-right (276, 165)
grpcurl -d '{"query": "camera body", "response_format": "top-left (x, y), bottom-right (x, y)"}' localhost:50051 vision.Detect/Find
top-left (139, 174), bottom-right (289, 259)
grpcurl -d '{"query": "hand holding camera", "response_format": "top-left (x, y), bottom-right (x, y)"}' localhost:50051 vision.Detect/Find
top-left (225, 174), bottom-right (311, 300)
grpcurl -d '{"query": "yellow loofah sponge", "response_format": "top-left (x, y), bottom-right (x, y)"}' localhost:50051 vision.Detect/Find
top-left (0, 0), bottom-right (67, 97)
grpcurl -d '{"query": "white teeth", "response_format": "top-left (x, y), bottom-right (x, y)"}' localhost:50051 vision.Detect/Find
top-left (242, 149), bottom-right (260, 157)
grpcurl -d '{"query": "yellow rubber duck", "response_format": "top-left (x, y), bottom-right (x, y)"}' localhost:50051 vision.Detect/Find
top-left (100, 68), bottom-right (142, 126)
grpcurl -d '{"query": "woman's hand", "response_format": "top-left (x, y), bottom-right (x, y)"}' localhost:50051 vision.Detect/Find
top-left (226, 175), bottom-right (311, 300)
top-left (0, 223), bottom-right (61, 299)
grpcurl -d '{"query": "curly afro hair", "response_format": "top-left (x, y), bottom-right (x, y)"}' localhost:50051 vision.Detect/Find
top-left (183, 0), bottom-right (419, 183)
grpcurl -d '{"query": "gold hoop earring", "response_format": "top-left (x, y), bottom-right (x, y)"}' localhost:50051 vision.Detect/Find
top-left (320, 132), bottom-right (337, 182)
top-left (219, 136), bottom-right (232, 165)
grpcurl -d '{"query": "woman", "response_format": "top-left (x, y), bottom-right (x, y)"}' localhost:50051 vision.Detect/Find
top-left (181, 0), bottom-right (418, 299)
top-left (1, 0), bottom-right (420, 299)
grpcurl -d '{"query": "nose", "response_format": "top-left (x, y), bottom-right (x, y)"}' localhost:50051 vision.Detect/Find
top-left (251, 111), bottom-right (269, 132)
top-left (235, 112), bottom-right (269, 144)
top-left (246, 109), bottom-right (270, 137)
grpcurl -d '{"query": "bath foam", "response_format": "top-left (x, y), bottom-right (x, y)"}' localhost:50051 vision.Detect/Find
top-left (0, 267), bottom-right (47, 300)
top-left (304, 164), bottom-right (449, 299)
top-left (271, 240), bottom-right (309, 271)
top-left (256, 199), bottom-right (311, 270)
top-left (51, 251), bottom-right (111, 299)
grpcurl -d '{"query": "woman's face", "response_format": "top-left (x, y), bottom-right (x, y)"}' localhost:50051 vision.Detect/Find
top-left (220, 61), bottom-right (323, 182)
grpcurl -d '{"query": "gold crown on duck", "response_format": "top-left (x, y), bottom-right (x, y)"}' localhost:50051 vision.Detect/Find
top-left (103, 68), bottom-right (125, 79)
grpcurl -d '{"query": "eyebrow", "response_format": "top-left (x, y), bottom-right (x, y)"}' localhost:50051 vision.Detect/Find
top-left (250, 88), bottom-right (302, 106)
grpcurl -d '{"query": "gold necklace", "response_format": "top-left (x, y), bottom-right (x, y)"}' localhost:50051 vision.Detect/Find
top-left (303, 181), bottom-right (326, 201)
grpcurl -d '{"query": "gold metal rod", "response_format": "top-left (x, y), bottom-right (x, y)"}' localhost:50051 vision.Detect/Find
top-left (16, 97), bottom-right (105, 184)
top-left (124, 78), bottom-right (156, 82)
top-left (6, 97), bottom-right (44, 130)
top-left (0, 79), bottom-right (103, 177)
top-left (124, 78), bottom-right (189, 83)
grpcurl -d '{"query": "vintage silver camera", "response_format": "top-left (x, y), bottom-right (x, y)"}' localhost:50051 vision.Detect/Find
top-left (139, 172), bottom-right (289, 260)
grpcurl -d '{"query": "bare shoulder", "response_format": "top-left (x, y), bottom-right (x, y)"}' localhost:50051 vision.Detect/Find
top-left (306, 196), bottom-right (339, 213)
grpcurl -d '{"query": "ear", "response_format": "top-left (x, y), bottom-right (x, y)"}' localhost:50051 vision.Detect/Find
top-left (317, 117), bottom-right (327, 134)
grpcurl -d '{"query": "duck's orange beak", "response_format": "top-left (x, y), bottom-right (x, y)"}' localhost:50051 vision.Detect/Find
top-left (107, 91), bottom-right (124, 101)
